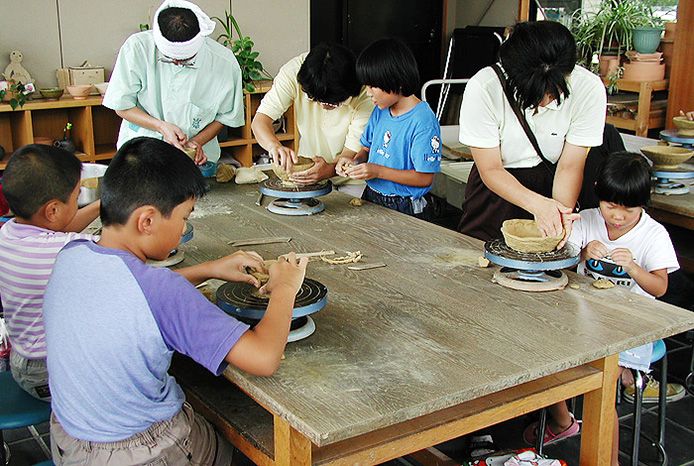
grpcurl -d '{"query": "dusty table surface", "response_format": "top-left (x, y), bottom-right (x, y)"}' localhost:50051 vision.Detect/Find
top-left (179, 180), bottom-right (694, 447)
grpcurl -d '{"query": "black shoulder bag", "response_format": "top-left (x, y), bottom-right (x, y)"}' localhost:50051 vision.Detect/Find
top-left (491, 63), bottom-right (555, 176)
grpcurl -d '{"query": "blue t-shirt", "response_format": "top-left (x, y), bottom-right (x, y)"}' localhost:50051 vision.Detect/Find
top-left (360, 101), bottom-right (441, 199)
top-left (43, 240), bottom-right (249, 442)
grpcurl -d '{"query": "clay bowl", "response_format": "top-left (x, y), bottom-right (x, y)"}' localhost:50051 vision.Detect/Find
top-left (39, 87), bottom-right (64, 100)
top-left (641, 145), bottom-right (694, 170)
top-left (673, 116), bottom-right (694, 137)
top-left (501, 219), bottom-right (564, 254)
top-left (272, 156), bottom-right (315, 184)
top-left (66, 84), bottom-right (93, 100)
top-left (94, 82), bottom-right (109, 95)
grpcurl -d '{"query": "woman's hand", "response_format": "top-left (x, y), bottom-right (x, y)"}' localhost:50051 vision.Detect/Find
top-left (530, 197), bottom-right (574, 238)
top-left (335, 157), bottom-right (356, 177)
top-left (158, 121), bottom-right (188, 150)
top-left (289, 156), bottom-right (334, 185)
top-left (185, 140), bottom-right (207, 165)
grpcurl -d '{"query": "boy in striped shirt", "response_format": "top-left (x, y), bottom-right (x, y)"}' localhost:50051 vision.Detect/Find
top-left (0, 144), bottom-right (100, 400)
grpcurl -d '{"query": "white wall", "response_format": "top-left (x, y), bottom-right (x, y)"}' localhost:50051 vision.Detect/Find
top-left (0, 0), bottom-right (309, 90)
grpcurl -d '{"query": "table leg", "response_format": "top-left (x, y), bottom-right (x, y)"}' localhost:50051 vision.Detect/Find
top-left (580, 354), bottom-right (619, 466)
top-left (274, 415), bottom-right (312, 466)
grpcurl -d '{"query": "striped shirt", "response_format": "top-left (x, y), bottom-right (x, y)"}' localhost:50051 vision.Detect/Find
top-left (0, 219), bottom-right (95, 358)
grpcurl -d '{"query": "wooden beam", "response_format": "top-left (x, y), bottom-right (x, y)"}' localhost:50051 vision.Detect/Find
top-left (666, 0), bottom-right (694, 127)
top-left (518, 0), bottom-right (530, 21)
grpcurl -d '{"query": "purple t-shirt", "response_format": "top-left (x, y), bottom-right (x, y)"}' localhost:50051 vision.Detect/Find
top-left (44, 240), bottom-right (249, 442)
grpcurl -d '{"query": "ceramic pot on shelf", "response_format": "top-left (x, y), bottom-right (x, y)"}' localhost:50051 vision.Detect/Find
top-left (632, 27), bottom-right (663, 54)
top-left (598, 55), bottom-right (621, 78)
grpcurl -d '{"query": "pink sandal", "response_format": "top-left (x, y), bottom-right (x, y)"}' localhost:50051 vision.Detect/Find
top-left (523, 414), bottom-right (580, 445)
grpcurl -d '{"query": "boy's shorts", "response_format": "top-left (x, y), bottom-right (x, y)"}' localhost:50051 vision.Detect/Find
top-left (10, 350), bottom-right (51, 401)
top-left (50, 402), bottom-right (234, 466)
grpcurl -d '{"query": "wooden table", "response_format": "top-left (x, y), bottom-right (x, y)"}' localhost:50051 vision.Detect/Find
top-left (172, 181), bottom-right (694, 466)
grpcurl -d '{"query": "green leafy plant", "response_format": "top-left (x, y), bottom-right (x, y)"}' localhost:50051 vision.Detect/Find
top-left (605, 66), bottom-right (624, 94)
top-left (212, 11), bottom-right (272, 92)
top-left (0, 79), bottom-right (27, 110)
top-left (571, 0), bottom-right (663, 69)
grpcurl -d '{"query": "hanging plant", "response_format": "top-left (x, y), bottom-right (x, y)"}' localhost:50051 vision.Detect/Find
top-left (212, 11), bottom-right (273, 92)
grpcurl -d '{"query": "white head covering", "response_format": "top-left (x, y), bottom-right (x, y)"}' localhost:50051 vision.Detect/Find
top-left (152, 0), bottom-right (216, 60)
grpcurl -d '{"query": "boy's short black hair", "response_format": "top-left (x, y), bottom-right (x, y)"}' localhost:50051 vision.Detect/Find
top-left (2, 144), bottom-right (82, 219)
top-left (101, 137), bottom-right (207, 226)
top-left (499, 21), bottom-right (576, 110)
top-left (595, 151), bottom-right (651, 208)
top-left (158, 7), bottom-right (200, 42)
top-left (356, 38), bottom-right (420, 97)
top-left (297, 43), bottom-right (361, 105)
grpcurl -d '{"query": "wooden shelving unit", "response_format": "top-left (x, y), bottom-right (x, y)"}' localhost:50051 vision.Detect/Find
top-left (219, 81), bottom-right (296, 167)
top-left (0, 96), bottom-right (120, 170)
top-left (604, 78), bottom-right (669, 137)
top-left (1, 82), bottom-right (295, 170)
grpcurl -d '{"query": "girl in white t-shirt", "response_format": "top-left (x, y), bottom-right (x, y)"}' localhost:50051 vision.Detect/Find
top-left (526, 152), bottom-right (680, 465)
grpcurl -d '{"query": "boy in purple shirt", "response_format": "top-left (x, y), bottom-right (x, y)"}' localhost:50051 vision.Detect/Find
top-left (43, 137), bottom-right (307, 465)
top-left (0, 144), bottom-right (100, 400)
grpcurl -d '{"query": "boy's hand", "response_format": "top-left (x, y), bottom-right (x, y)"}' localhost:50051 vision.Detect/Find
top-left (344, 162), bottom-right (381, 180)
top-left (211, 251), bottom-right (266, 287)
top-left (584, 240), bottom-right (609, 261)
top-left (289, 156), bottom-right (333, 185)
top-left (610, 248), bottom-right (636, 272)
top-left (260, 252), bottom-right (308, 295)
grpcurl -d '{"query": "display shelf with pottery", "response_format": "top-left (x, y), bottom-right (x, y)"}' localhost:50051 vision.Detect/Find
top-left (621, 51), bottom-right (665, 82)
top-left (66, 84), bottom-right (93, 100)
top-left (39, 87), bottom-right (63, 100)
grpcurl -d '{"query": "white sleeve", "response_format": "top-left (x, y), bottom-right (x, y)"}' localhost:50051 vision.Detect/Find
top-left (565, 71), bottom-right (607, 148)
top-left (459, 74), bottom-right (502, 149)
top-left (642, 225), bottom-right (680, 274)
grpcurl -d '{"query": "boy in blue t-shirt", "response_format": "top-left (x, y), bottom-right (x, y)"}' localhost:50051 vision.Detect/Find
top-left (335, 38), bottom-right (441, 218)
top-left (43, 137), bottom-right (307, 466)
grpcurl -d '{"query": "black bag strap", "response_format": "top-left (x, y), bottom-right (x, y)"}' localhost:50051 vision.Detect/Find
top-left (491, 63), bottom-right (555, 175)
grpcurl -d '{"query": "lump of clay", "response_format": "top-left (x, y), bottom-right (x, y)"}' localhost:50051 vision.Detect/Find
top-left (501, 219), bottom-right (564, 253)
top-left (235, 167), bottom-right (269, 185)
top-left (592, 278), bottom-right (615, 289)
top-left (216, 164), bottom-right (236, 183)
top-left (272, 156), bottom-right (315, 184)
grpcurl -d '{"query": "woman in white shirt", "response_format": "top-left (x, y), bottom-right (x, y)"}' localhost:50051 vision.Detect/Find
top-left (457, 21), bottom-right (606, 245)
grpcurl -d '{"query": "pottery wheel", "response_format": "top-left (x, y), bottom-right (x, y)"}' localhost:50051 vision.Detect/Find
top-left (653, 168), bottom-right (694, 195)
top-left (484, 239), bottom-right (579, 292)
top-left (260, 179), bottom-right (332, 216)
top-left (216, 278), bottom-right (327, 320)
top-left (146, 249), bottom-right (185, 268)
top-left (180, 221), bottom-right (194, 244)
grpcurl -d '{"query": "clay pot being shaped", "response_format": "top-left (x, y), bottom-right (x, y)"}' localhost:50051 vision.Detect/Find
top-left (501, 219), bottom-right (564, 253)
top-left (272, 156), bottom-right (315, 184)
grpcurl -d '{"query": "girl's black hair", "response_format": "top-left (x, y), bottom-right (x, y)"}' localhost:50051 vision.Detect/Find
top-left (2, 144), bottom-right (82, 219)
top-left (499, 21), bottom-right (576, 110)
top-left (595, 151), bottom-right (652, 208)
top-left (158, 7), bottom-right (200, 42)
top-left (297, 43), bottom-right (361, 105)
top-left (356, 37), bottom-right (420, 97)
top-left (101, 137), bottom-right (207, 226)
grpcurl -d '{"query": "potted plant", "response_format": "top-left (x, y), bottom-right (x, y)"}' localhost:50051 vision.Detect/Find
top-left (571, 0), bottom-right (662, 76)
top-left (0, 79), bottom-right (28, 110)
top-left (212, 11), bottom-right (272, 92)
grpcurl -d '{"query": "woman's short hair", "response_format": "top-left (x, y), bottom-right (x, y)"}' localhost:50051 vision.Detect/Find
top-left (499, 21), bottom-right (576, 110)
top-left (101, 137), bottom-right (207, 226)
top-left (595, 151), bottom-right (652, 208)
top-left (356, 37), bottom-right (420, 97)
top-left (297, 43), bottom-right (361, 105)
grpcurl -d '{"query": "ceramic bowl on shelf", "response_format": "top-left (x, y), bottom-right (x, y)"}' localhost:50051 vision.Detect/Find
top-left (39, 87), bottom-right (64, 100)
top-left (94, 82), bottom-right (109, 95)
top-left (673, 116), bottom-right (694, 137)
top-left (641, 145), bottom-right (694, 170)
top-left (66, 85), bottom-right (93, 100)
top-left (501, 219), bottom-right (564, 253)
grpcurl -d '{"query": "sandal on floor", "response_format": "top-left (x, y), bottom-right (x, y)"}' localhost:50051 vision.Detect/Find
top-left (467, 434), bottom-right (498, 458)
top-left (523, 414), bottom-right (580, 446)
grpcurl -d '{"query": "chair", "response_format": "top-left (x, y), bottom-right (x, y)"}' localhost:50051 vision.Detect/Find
top-left (628, 339), bottom-right (668, 466)
top-left (0, 371), bottom-right (51, 465)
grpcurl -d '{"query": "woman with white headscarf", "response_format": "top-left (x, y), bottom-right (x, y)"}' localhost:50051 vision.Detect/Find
top-left (103, 0), bottom-right (244, 165)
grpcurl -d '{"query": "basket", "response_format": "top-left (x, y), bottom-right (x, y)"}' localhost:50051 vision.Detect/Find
top-left (640, 145), bottom-right (693, 170)
top-left (501, 219), bottom-right (564, 253)
top-left (272, 156), bottom-right (315, 183)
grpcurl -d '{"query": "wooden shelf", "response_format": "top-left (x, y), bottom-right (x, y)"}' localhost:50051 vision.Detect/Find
top-left (604, 78), bottom-right (669, 137)
top-left (0, 96), bottom-right (118, 170)
top-left (1, 82), bottom-right (295, 170)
